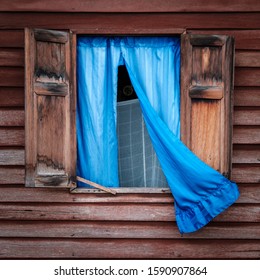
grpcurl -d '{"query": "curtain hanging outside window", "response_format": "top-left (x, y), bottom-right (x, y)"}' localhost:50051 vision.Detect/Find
top-left (77, 36), bottom-right (239, 234)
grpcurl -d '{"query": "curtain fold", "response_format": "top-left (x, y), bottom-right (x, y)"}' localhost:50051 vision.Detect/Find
top-left (77, 36), bottom-right (240, 234)
top-left (77, 37), bottom-right (121, 187)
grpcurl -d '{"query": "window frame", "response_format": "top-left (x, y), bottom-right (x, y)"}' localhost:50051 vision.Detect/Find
top-left (25, 28), bottom-right (234, 194)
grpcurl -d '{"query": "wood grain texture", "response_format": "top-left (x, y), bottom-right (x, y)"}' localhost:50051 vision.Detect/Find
top-left (0, 88), bottom-right (24, 107)
top-left (0, 0), bottom-right (259, 12)
top-left (235, 68), bottom-right (260, 87)
top-left (0, 48), bottom-right (24, 67)
top-left (232, 166), bottom-right (260, 183)
top-left (0, 239), bottom-right (259, 259)
top-left (181, 34), bottom-right (234, 176)
top-left (234, 88), bottom-right (260, 107)
top-left (0, 30), bottom-right (24, 47)
top-left (234, 109), bottom-right (260, 126)
top-left (0, 129), bottom-right (24, 146)
top-left (25, 28), bottom-right (76, 188)
top-left (233, 127), bottom-right (260, 144)
top-left (190, 30), bottom-right (260, 50)
top-left (0, 149), bottom-right (24, 165)
top-left (0, 67), bottom-right (24, 87)
top-left (0, 109), bottom-right (24, 126)
top-left (0, 167), bottom-right (24, 184)
top-left (233, 145), bottom-right (260, 164)
top-left (0, 184), bottom-right (258, 203)
top-left (1, 13), bottom-right (260, 30)
top-left (236, 51), bottom-right (260, 67)
top-left (0, 221), bottom-right (259, 239)
top-left (0, 203), bottom-right (258, 222)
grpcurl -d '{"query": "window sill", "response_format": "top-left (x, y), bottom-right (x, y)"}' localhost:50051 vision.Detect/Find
top-left (70, 187), bottom-right (171, 194)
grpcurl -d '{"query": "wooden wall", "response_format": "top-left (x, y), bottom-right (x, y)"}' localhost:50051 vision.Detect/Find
top-left (0, 0), bottom-right (259, 258)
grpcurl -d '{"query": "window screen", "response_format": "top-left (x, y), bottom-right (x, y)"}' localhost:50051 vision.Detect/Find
top-left (117, 98), bottom-right (168, 188)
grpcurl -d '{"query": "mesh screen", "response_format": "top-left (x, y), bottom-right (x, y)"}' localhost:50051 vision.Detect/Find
top-left (117, 99), bottom-right (169, 188)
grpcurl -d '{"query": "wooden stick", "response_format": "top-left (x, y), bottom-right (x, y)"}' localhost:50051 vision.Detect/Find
top-left (76, 176), bottom-right (117, 195)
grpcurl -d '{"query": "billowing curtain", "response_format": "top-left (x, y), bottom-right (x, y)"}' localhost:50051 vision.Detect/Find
top-left (77, 36), bottom-right (239, 233)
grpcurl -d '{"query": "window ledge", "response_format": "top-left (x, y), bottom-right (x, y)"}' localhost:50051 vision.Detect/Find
top-left (70, 187), bottom-right (171, 194)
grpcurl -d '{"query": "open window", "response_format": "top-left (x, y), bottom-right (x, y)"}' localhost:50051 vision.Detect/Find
top-left (25, 29), bottom-right (234, 190)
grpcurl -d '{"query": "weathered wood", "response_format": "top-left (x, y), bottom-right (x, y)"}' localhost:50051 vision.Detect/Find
top-left (0, 88), bottom-right (24, 107)
top-left (0, 184), bottom-right (258, 203)
top-left (234, 87), bottom-right (260, 107)
top-left (0, 187), bottom-right (173, 203)
top-left (0, 30), bottom-right (24, 47)
top-left (190, 30), bottom-right (260, 50)
top-left (0, 48), bottom-right (24, 67)
top-left (232, 165), bottom-right (260, 183)
top-left (234, 109), bottom-right (260, 125)
top-left (236, 51), bottom-right (260, 67)
top-left (0, 167), bottom-right (24, 184)
top-left (181, 34), bottom-right (234, 176)
top-left (236, 184), bottom-right (260, 203)
top-left (235, 68), bottom-right (260, 87)
top-left (233, 145), bottom-right (260, 164)
top-left (0, 128), bottom-right (24, 146)
top-left (0, 67), bottom-right (24, 87)
top-left (25, 28), bottom-right (76, 188)
top-left (0, 203), bottom-right (257, 222)
top-left (0, 109), bottom-right (24, 126)
top-left (0, 149), bottom-right (24, 165)
top-left (0, 239), bottom-right (259, 259)
top-left (0, 0), bottom-right (259, 12)
top-left (1, 13), bottom-right (260, 30)
top-left (233, 127), bottom-right (260, 144)
top-left (0, 221), bottom-right (259, 239)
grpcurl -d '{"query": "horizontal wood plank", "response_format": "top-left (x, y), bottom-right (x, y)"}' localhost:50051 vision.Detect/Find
top-left (236, 51), bottom-right (260, 67)
top-left (0, 129), bottom-right (24, 146)
top-left (234, 88), bottom-right (260, 106)
top-left (0, 221), bottom-right (259, 239)
top-left (0, 184), bottom-right (258, 203)
top-left (233, 127), bottom-right (260, 144)
top-left (234, 109), bottom-right (260, 126)
top-left (232, 166), bottom-right (260, 183)
top-left (0, 0), bottom-right (259, 12)
top-left (0, 239), bottom-right (259, 259)
top-left (0, 167), bottom-right (24, 184)
top-left (233, 146), bottom-right (260, 164)
top-left (1, 13), bottom-right (260, 30)
top-left (235, 68), bottom-right (260, 87)
top-left (0, 67), bottom-right (24, 87)
top-left (0, 203), bottom-right (258, 222)
top-left (0, 87), bottom-right (24, 107)
top-left (0, 48), bottom-right (24, 67)
top-left (0, 109), bottom-right (24, 126)
top-left (0, 30), bottom-right (24, 48)
top-left (0, 186), bottom-right (175, 203)
top-left (0, 149), bottom-right (24, 165)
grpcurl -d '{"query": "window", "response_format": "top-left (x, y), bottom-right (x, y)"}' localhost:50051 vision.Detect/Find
top-left (25, 29), bottom-right (234, 189)
top-left (117, 66), bottom-right (168, 188)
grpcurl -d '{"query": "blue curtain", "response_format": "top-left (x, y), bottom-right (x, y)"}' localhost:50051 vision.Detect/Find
top-left (77, 37), bottom-right (121, 187)
top-left (77, 36), bottom-right (240, 234)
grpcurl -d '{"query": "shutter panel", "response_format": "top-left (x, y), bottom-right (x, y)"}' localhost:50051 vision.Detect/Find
top-left (181, 34), bottom-right (234, 177)
top-left (25, 28), bottom-right (76, 187)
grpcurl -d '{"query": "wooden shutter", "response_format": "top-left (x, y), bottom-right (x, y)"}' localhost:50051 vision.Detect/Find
top-left (25, 28), bottom-right (76, 187)
top-left (181, 34), bottom-right (234, 177)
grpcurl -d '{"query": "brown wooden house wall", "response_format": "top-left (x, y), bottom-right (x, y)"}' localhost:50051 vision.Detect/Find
top-left (0, 0), bottom-right (259, 258)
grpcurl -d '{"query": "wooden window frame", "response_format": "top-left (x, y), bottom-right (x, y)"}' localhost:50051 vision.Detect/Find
top-left (25, 28), bottom-right (234, 194)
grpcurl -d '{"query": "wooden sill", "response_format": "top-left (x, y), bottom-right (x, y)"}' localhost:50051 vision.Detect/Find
top-left (70, 187), bottom-right (171, 194)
